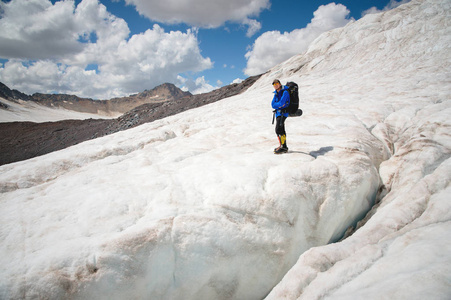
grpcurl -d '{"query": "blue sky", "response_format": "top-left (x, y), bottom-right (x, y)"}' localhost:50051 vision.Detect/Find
top-left (0, 0), bottom-right (409, 99)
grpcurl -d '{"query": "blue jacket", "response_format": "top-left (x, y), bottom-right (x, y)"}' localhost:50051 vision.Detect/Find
top-left (272, 86), bottom-right (290, 117)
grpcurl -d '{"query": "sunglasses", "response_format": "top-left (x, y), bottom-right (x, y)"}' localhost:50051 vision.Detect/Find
top-left (272, 82), bottom-right (280, 86)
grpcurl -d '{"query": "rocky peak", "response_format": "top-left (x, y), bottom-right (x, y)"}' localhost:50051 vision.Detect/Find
top-left (137, 83), bottom-right (191, 100)
top-left (0, 82), bottom-right (32, 101)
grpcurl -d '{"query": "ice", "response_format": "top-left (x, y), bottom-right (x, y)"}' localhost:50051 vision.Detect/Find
top-left (1, 0), bottom-right (450, 299)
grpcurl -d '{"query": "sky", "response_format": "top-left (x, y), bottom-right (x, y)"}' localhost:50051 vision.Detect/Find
top-left (0, 0), bottom-right (410, 99)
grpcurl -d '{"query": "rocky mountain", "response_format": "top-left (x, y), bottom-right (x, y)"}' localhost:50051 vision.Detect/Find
top-left (0, 82), bottom-right (33, 103)
top-left (0, 75), bottom-right (261, 165)
top-left (1, 82), bottom-right (192, 116)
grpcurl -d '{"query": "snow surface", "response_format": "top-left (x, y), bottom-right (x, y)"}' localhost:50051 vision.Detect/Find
top-left (0, 0), bottom-right (450, 299)
top-left (0, 98), bottom-right (118, 123)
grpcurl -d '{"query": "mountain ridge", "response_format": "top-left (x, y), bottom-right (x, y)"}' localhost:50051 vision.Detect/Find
top-left (0, 82), bottom-right (192, 116)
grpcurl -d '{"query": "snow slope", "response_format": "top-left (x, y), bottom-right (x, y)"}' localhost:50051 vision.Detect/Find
top-left (0, 0), bottom-right (450, 299)
top-left (0, 98), bottom-right (117, 123)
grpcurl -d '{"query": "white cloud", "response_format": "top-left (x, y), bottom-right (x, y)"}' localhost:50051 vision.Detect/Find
top-left (178, 76), bottom-right (244, 96)
top-left (243, 18), bottom-right (262, 38)
top-left (244, 3), bottom-right (352, 76)
top-left (362, 0), bottom-right (411, 17)
top-left (0, 0), bottom-right (83, 60)
top-left (178, 75), bottom-right (216, 95)
top-left (0, 0), bottom-right (213, 99)
top-left (123, 0), bottom-right (269, 36)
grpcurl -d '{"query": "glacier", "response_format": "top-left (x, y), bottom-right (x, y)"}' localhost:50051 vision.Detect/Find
top-left (0, 98), bottom-right (118, 123)
top-left (0, 0), bottom-right (450, 299)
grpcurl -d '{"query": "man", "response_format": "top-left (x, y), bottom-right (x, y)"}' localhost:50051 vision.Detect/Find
top-left (271, 79), bottom-right (290, 154)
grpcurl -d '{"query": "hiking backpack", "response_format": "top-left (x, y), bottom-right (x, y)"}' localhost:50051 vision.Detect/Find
top-left (285, 82), bottom-right (301, 116)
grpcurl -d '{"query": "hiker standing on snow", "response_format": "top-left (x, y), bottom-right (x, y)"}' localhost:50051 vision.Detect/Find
top-left (272, 79), bottom-right (290, 154)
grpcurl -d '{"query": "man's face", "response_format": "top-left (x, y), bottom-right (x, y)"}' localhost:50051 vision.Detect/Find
top-left (273, 82), bottom-right (281, 90)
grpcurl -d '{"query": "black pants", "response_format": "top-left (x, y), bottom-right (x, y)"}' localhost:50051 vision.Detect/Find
top-left (275, 116), bottom-right (287, 136)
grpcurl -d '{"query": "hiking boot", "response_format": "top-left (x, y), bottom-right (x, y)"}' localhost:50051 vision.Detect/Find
top-left (274, 145), bottom-right (288, 154)
top-left (274, 134), bottom-right (288, 154)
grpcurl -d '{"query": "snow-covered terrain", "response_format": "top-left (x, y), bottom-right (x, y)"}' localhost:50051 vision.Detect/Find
top-left (1, 0), bottom-right (450, 299)
top-left (0, 98), bottom-right (117, 123)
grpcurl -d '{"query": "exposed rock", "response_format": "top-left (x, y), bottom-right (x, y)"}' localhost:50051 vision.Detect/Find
top-left (0, 82), bottom-right (32, 101)
top-left (0, 119), bottom-right (113, 165)
top-left (0, 100), bottom-right (9, 110)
